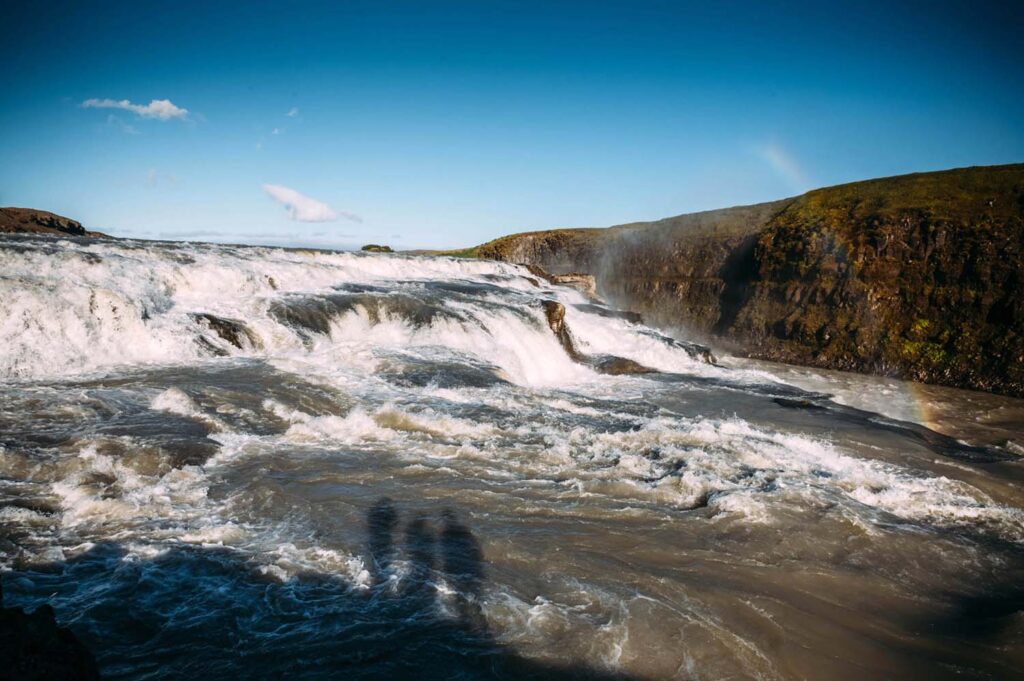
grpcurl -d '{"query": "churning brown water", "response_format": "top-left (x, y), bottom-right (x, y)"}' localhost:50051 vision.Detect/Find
top-left (1, 234), bottom-right (1022, 679)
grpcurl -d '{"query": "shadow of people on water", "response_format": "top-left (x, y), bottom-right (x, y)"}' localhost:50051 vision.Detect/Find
top-left (2, 497), bottom-right (637, 680)
top-left (366, 497), bottom-right (399, 585)
top-left (439, 509), bottom-right (488, 633)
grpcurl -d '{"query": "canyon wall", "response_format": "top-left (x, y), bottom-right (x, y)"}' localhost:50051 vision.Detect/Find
top-left (472, 164), bottom-right (1024, 396)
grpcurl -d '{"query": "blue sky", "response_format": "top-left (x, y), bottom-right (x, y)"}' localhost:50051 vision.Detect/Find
top-left (2, 1), bottom-right (1022, 249)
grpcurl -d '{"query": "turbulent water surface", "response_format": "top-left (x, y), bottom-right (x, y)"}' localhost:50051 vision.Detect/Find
top-left (1, 234), bottom-right (1022, 680)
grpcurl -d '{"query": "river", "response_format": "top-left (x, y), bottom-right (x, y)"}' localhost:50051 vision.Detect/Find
top-left (1, 234), bottom-right (1021, 679)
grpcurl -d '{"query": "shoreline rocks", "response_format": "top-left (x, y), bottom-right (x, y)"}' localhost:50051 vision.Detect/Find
top-left (0, 581), bottom-right (101, 680)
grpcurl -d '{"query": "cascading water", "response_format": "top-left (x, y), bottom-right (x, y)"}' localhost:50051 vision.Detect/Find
top-left (1, 233), bottom-right (1022, 679)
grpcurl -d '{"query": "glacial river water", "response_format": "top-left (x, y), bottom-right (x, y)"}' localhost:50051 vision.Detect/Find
top-left (1, 234), bottom-right (1022, 679)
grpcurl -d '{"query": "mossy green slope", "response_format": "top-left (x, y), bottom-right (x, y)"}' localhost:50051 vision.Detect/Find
top-left (734, 164), bottom-right (1024, 393)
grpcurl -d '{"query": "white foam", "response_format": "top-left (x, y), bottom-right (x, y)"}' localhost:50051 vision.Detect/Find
top-left (265, 400), bottom-right (396, 443)
top-left (261, 542), bottom-right (372, 588)
top-left (44, 441), bottom-right (218, 543)
top-left (0, 238), bottom-right (720, 387)
top-left (516, 413), bottom-right (1024, 537)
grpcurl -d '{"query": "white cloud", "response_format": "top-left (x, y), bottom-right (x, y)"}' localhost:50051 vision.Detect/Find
top-left (286, 107), bottom-right (300, 117)
top-left (271, 127), bottom-right (282, 135)
top-left (262, 183), bottom-right (362, 223)
top-left (82, 98), bottom-right (189, 120)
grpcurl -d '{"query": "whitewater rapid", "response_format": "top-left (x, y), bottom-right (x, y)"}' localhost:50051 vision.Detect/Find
top-left (1, 233), bottom-right (1022, 679)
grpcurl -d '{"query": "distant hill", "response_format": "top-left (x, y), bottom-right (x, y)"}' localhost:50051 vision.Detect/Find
top-left (457, 164), bottom-right (1024, 397)
top-left (0, 207), bottom-right (108, 237)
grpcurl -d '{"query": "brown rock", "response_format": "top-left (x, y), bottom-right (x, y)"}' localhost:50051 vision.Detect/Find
top-left (588, 355), bottom-right (654, 375)
top-left (540, 300), bottom-right (656, 375)
top-left (190, 313), bottom-right (262, 352)
top-left (549, 273), bottom-right (598, 299)
top-left (541, 300), bottom-right (580, 360)
top-left (0, 207), bottom-right (107, 238)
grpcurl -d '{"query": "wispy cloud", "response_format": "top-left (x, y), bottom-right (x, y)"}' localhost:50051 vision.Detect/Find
top-left (271, 127), bottom-right (282, 135)
top-left (106, 114), bottom-right (139, 135)
top-left (755, 142), bottom-right (811, 193)
top-left (286, 107), bottom-right (300, 117)
top-left (82, 98), bottom-right (189, 120)
top-left (262, 183), bottom-right (362, 223)
top-left (146, 168), bottom-right (177, 187)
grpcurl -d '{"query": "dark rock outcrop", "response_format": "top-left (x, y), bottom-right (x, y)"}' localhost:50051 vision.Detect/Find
top-left (475, 164), bottom-right (1024, 397)
top-left (588, 355), bottom-right (653, 375)
top-left (0, 581), bottom-right (100, 680)
top-left (549, 273), bottom-right (598, 299)
top-left (541, 300), bottom-right (656, 375)
top-left (190, 313), bottom-right (262, 353)
top-left (638, 330), bottom-right (717, 365)
top-left (542, 300), bottom-right (579, 360)
top-left (0, 208), bottom-right (107, 238)
top-left (361, 244), bottom-right (393, 253)
top-left (572, 303), bottom-right (644, 324)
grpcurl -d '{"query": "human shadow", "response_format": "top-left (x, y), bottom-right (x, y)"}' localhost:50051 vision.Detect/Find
top-left (366, 496), bottom-right (399, 584)
top-left (439, 509), bottom-right (487, 633)
top-left (895, 533), bottom-right (1024, 680)
top-left (2, 498), bottom-right (638, 680)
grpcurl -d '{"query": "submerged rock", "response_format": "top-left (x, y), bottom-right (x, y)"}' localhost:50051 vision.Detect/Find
top-left (0, 582), bottom-right (100, 680)
top-left (270, 292), bottom-right (464, 341)
top-left (639, 330), bottom-right (717, 364)
top-left (587, 355), bottom-right (654, 375)
top-left (191, 313), bottom-right (262, 352)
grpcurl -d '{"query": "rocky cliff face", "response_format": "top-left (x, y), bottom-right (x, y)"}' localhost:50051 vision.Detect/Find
top-left (471, 164), bottom-right (1024, 397)
top-left (0, 207), bottom-right (106, 237)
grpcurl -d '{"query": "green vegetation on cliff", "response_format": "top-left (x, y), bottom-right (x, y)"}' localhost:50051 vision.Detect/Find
top-left (458, 164), bottom-right (1024, 396)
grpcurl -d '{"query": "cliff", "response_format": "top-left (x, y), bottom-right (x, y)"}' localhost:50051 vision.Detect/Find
top-left (466, 164), bottom-right (1024, 397)
top-left (0, 208), bottom-right (107, 238)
